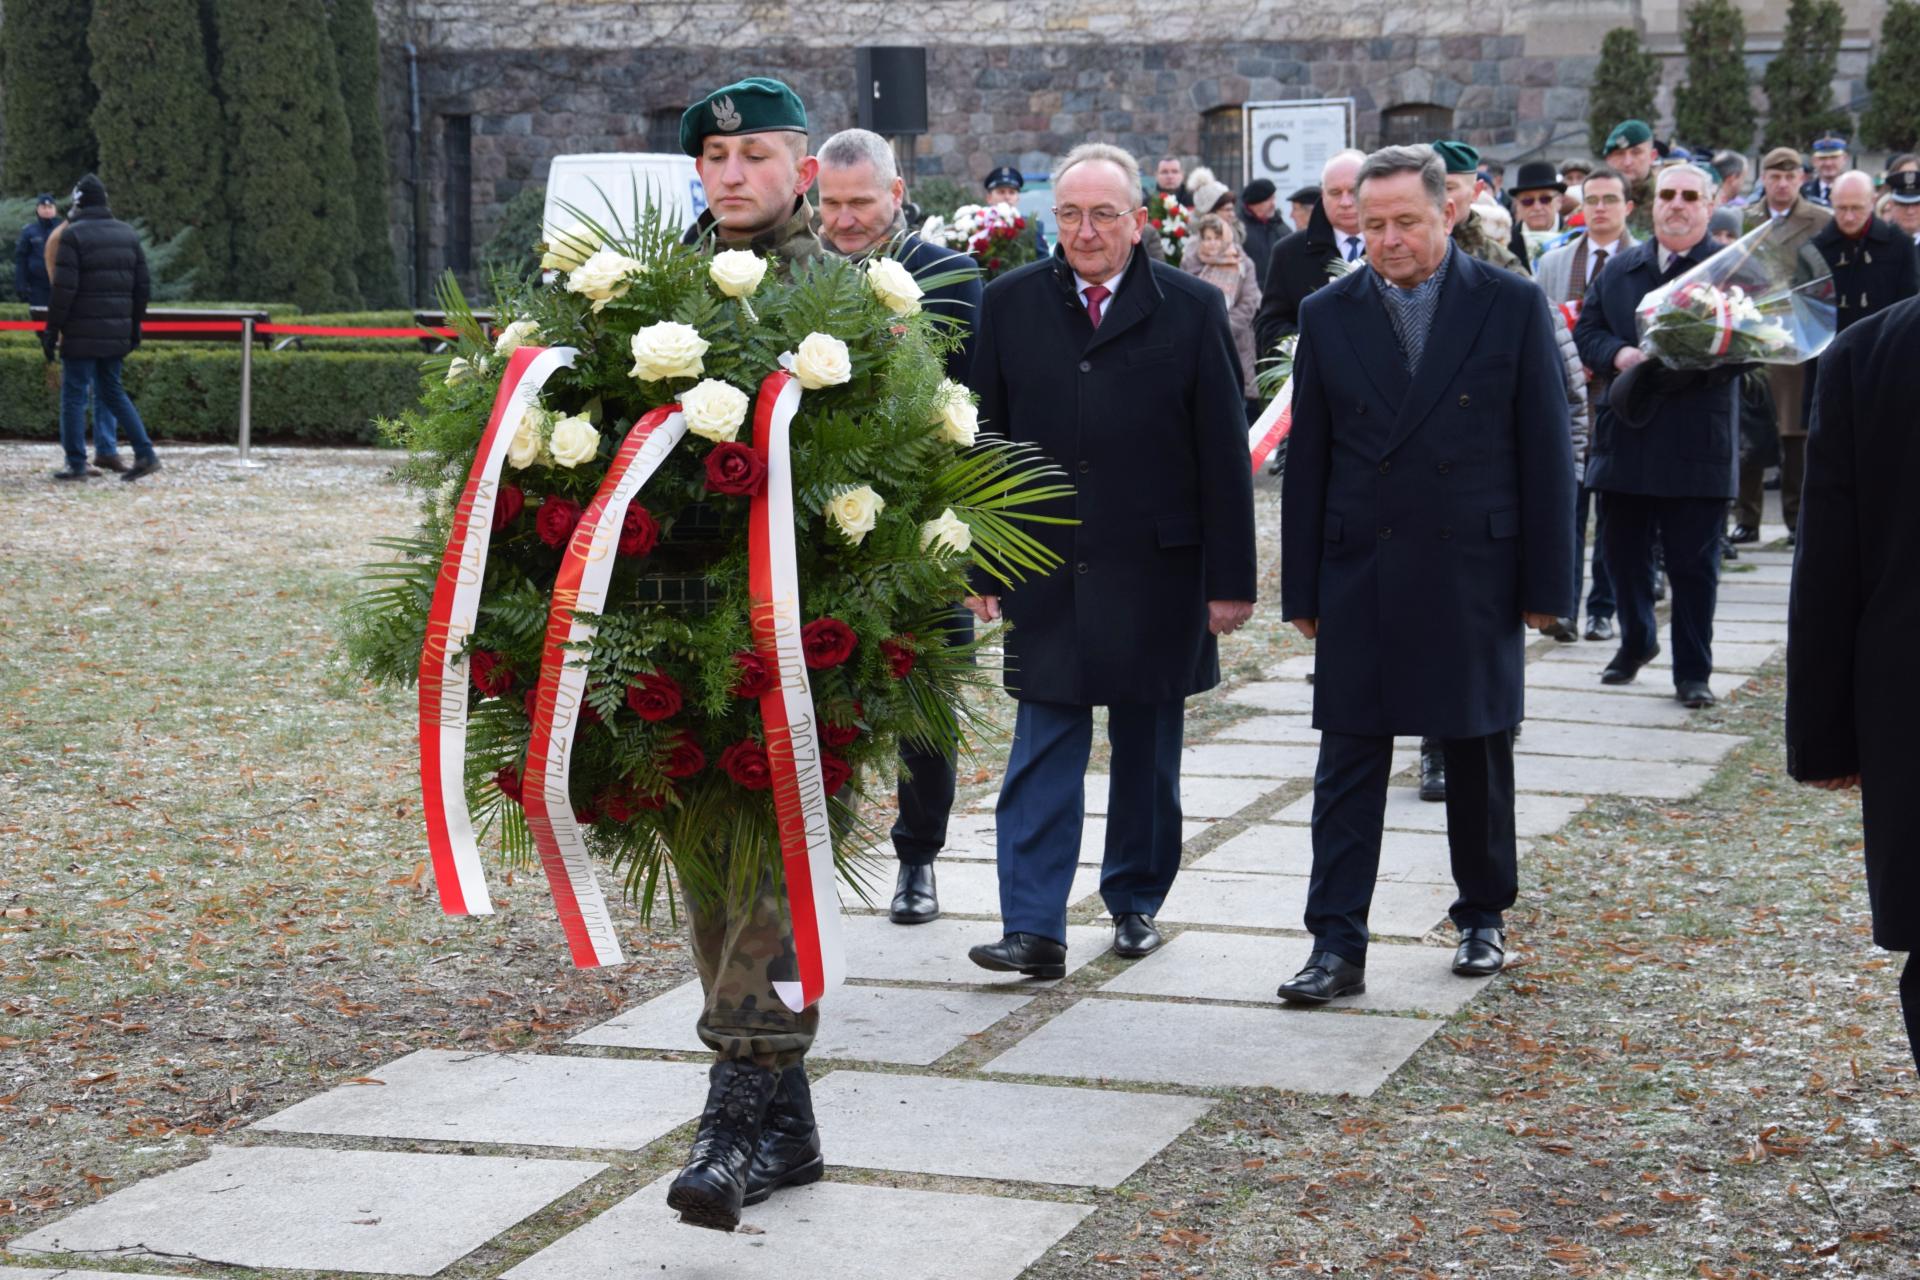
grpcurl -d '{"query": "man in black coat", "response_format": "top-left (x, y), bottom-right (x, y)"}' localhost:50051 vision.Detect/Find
top-left (1574, 161), bottom-right (1733, 708)
top-left (815, 127), bottom-right (984, 926)
top-left (13, 193), bottom-right (58, 306)
top-left (1278, 144), bottom-right (1575, 1002)
top-left (1238, 178), bottom-right (1282, 293)
top-left (1787, 292), bottom-right (1920, 1072)
top-left (46, 174), bottom-right (160, 483)
top-left (1254, 149), bottom-right (1367, 353)
top-left (1811, 170), bottom-right (1920, 334)
top-left (964, 142), bottom-right (1256, 976)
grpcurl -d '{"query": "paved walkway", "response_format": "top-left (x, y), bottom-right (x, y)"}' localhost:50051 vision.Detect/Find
top-left (4, 536), bottom-right (1792, 1280)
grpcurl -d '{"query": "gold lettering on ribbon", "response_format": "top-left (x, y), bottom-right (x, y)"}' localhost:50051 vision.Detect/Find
top-left (441, 478), bottom-right (497, 586)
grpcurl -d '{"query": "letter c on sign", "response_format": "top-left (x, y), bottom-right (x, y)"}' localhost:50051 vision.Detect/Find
top-left (1261, 132), bottom-right (1292, 177)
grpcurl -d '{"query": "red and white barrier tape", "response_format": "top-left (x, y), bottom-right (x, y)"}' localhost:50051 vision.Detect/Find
top-left (1247, 376), bottom-right (1294, 473)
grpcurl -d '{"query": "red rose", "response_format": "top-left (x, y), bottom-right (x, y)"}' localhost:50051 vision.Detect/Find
top-left (492, 483), bottom-right (524, 532)
top-left (720, 739), bottom-right (773, 790)
top-left (881, 635), bottom-right (916, 679)
top-left (494, 767), bottom-right (523, 804)
top-left (704, 442), bottom-right (767, 497)
top-left (822, 719), bottom-right (859, 749)
top-left (469, 649), bottom-right (514, 698)
top-left (661, 733), bottom-right (707, 779)
top-left (598, 786), bottom-right (639, 824)
top-left (801, 617), bottom-right (858, 670)
top-left (536, 496), bottom-right (582, 548)
top-left (731, 651), bottom-right (777, 699)
top-left (821, 753), bottom-right (853, 796)
top-left (625, 671), bottom-right (683, 722)
top-left (574, 798), bottom-right (598, 825)
top-left (619, 505), bottom-right (659, 557)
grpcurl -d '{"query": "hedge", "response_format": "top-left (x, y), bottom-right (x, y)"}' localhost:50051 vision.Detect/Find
top-left (0, 346), bottom-right (426, 444)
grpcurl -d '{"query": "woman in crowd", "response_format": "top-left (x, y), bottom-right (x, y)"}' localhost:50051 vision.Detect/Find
top-left (1183, 211), bottom-right (1262, 421)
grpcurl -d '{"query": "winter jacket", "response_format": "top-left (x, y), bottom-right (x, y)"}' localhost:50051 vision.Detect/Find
top-left (13, 215), bottom-right (56, 306)
top-left (46, 205), bottom-right (149, 361)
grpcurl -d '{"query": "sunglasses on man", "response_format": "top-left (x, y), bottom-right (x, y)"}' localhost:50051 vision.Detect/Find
top-left (1656, 188), bottom-right (1706, 203)
top-left (1514, 193), bottom-right (1558, 207)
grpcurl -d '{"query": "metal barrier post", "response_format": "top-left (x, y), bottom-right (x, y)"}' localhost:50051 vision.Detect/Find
top-left (226, 315), bottom-right (264, 469)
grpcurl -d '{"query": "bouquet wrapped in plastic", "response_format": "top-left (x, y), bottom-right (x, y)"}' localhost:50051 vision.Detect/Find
top-left (1634, 219), bottom-right (1837, 369)
top-left (919, 203), bottom-right (1037, 280)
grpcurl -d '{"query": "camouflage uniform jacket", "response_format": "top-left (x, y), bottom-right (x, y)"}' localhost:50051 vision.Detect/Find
top-left (684, 196), bottom-right (824, 268)
top-left (1452, 209), bottom-right (1524, 273)
top-left (1625, 175), bottom-right (1655, 242)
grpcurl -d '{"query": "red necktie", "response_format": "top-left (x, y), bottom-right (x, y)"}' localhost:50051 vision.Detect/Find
top-left (1083, 284), bottom-right (1110, 329)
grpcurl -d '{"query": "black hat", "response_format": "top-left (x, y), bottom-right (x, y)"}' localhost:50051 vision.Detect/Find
top-left (1285, 183), bottom-right (1321, 203)
top-left (33, 192), bottom-right (55, 205)
top-left (1509, 160), bottom-right (1565, 194)
top-left (984, 165), bottom-right (1024, 192)
top-left (1890, 170), bottom-right (1920, 204)
top-left (1241, 177), bottom-right (1277, 204)
top-left (70, 174), bottom-right (107, 208)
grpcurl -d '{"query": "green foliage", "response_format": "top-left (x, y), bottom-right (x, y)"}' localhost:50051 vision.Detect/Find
top-left (477, 185), bottom-right (547, 298)
top-left (1675, 0), bottom-right (1758, 152)
top-left (87, 0), bottom-right (229, 296)
top-left (329, 0), bottom-right (401, 307)
top-left (1860, 0), bottom-right (1920, 151)
top-left (1, 0), bottom-right (99, 195)
top-left (909, 176), bottom-right (971, 218)
top-left (208, 0), bottom-right (362, 311)
top-left (0, 195), bottom-right (197, 304)
top-left (1763, 0), bottom-right (1853, 150)
top-left (1588, 28), bottom-right (1661, 156)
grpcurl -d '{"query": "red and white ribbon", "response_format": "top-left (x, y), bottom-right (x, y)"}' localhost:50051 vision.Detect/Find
top-left (1708, 288), bottom-right (1734, 357)
top-left (418, 344), bottom-right (577, 917)
top-left (1247, 375), bottom-right (1294, 474)
top-left (1556, 300), bottom-right (1582, 330)
top-left (520, 406), bottom-right (690, 968)
top-left (748, 371), bottom-right (846, 1012)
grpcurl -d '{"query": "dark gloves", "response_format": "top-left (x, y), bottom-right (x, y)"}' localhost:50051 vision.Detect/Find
top-left (39, 329), bottom-right (56, 362)
top-left (1608, 359), bottom-right (1757, 429)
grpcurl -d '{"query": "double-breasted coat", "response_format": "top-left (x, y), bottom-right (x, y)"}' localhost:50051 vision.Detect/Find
top-left (1786, 293), bottom-right (1920, 949)
top-left (970, 246), bottom-right (1258, 706)
top-left (1280, 248), bottom-right (1576, 738)
top-left (1811, 216), bottom-right (1920, 334)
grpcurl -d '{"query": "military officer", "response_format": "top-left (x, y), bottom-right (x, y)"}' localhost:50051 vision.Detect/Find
top-left (1602, 120), bottom-right (1658, 240)
top-left (1802, 135), bottom-right (1849, 207)
top-left (1437, 141), bottom-right (1525, 275)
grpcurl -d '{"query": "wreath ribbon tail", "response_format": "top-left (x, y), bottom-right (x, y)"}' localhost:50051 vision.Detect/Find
top-left (1247, 376), bottom-right (1294, 474)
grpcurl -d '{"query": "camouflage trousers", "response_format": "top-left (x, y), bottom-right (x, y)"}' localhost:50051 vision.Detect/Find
top-left (686, 880), bottom-right (818, 1068)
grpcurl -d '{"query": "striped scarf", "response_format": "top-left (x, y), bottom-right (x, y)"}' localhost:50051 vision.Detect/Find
top-left (1371, 244), bottom-right (1454, 374)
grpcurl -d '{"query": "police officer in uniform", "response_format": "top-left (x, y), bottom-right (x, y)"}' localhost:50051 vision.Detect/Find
top-left (984, 164), bottom-right (1049, 254)
top-left (1802, 135), bottom-right (1849, 207)
top-left (1886, 170), bottom-right (1920, 246)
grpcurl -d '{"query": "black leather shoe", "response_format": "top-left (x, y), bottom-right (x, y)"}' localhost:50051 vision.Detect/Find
top-left (1544, 616), bottom-right (1577, 642)
top-left (1729, 524), bottom-right (1759, 544)
top-left (1111, 913), bottom-right (1163, 958)
top-left (51, 467), bottom-right (88, 482)
top-left (667, 1059), bottom-right (780, 1231)
top-left (1276, 950), bottom-right (1366, 1005)
top-left (742, 1065), bottom-right (822, 1207)
top-left (1452, 927), bottom-right (1506, 976)
top-left (1785, 530), bottom-right (1797, 547)
top-left (122, 456), bottom-right (162, 482)
top-left (1721, 537), bottom-right (1739, 562)
top-left (1600, 644), bottom-right (1659, 685)
top-left (968, 932), bottom-right (1067, 979)
top-left (1583, 615), bottom-right (1615, 642)
top-left (1418, 740), bottom-right (1446, 802)
top-left (93, 453), bottom-right (129, 473)
top-left (889, 862), bottom-right (938, 925)
top-left (1675, 680), bottom-right (1716, 709)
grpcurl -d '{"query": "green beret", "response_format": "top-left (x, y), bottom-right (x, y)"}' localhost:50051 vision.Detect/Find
top-left (1433, 140), bottom-right (1481, 175)
top-left (679, 77), bottom-right (808, 157)
top-left (1604, 119), bottom-right (1653, 153)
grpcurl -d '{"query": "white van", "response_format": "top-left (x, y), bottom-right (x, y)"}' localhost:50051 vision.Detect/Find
top-left (543, 153), bottom-right (708, 241)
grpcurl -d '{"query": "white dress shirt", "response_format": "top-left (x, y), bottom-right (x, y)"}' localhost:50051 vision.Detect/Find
top-left (1073, 265), bottom-right (1127, 311)
top-left (1584, 234), bottom-right (1621, 285)
top-left (1338, 232), bottom-right (1366, 262)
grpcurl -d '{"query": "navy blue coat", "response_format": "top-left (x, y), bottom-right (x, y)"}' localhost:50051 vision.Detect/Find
top-left (1281, 248), bottom-right (1576, 738)
top-left (896, 231), bottom-right (982, 383)
top-left (1575, 236), bottom-right (1739, 499)
top-left (13, 216), bottom-right (55, 306)
top-left (972, 246), bottom-right (1258, 705)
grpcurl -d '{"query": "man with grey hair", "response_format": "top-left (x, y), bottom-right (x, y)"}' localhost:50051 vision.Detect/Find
top-left (1279, 143), bottom-right (1575, 1002)
top-left (1254, 147), bottom-right (1368, 351)
top-left (814, 126), bottom-right (985, 927)
top-left (1713, 150), bottom-right (1750, 207)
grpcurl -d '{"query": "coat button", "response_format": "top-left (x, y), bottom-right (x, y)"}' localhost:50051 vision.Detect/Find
top-left (1458, 394), bottom-right (1471, 407)
top-left (1356, 403), bottom-right (1367, 415)
top-left (1437, 461), bottom-right (1452, 475)
top-left (1377, 526), bottom-right (1392, 541)
top-left (1379, 460), bottom-right (1391, 475)
top-left (1077, 561), bottom-right (1089, 574)
top-left (1077, 460), bottom-right (1089, 473)
top-left (1079, 360), bottom-right (1092, 373)
top-left (1438, 526), bottom-right (1453, 540)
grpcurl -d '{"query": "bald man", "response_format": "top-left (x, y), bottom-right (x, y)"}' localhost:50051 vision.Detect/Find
top-left (1811, 171), bottom-right (1920, 335)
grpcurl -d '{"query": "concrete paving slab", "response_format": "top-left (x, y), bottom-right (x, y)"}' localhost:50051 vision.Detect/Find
top-left (1512, 753), bottom-right (1716, 798)
top-left (571, 981), bottom-right (1032, 1066)
top-left (1509, 718), bottom-right (1746, 764)
top-left (1711, 621), bottom-right (1789, 644)
top-left (1265, 655), bottom-right (1319, 681)
top-left (1713, 602), bottom-right (1789, 622)
top-left (938, 814), bottom-right (1209, 865)
top-left (811, 1070), bottom-right (1212, 1187)
top-left (1192, 824), bottom-right (1458, 883)
top-left (1149, 869), bottom-right (1454, 938)
top-left (1223, 681), bottom-right (1316, 713)
top-left (1101, 932), bottom-right (1491, 1015)
top-left (841, 915), bottom-right (1113, 986)
top-left (502, 1175), bottom-right (1091, 1280)
top-left (841, 860), bottom-right (1101, 918)
top-left (1534, 640), bottom-right (1778, 673)
top-left (252, 1050), bottom-right (707, 1150)
top-left (9, 1146), bottom-right (603, 1276)
top-left (1272, 786), bottom-right (1587, 835)
top-left (1520, 687), bottom-right (1700, 727)
top-left (985, 998), bottom-right (1440, 1094)
top-left (1714, 582), bottom-right (1791, 603)
top-left (1722, 565), bottom-right (1791, 584)
top-left (1081, 772), bottom-right (1283, 819)
top-left (1524, 663), bottom-right (1739, 698)
top-left (0, 1272), bottom-right (181, 1280)
top-left (1179, 741), bottom-right (1413, 779)
top-left (1208, 713), bottom-right (1321, 744)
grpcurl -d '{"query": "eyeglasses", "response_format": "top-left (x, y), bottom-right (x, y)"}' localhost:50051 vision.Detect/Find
top-left (1583, 193), bottom-right (1625, 207)
top-left (1514, 193), bottom-right (1558, 207)
top-left (1054, 206), bottom-right (1136, 229)
top-left (1656, 188), bottom-right (1706, 203)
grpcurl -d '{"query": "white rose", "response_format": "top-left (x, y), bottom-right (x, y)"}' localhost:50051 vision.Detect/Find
top-left (540, 224), bottom-right (600, 272)
top-left (792, 331), bottom-right (853, 389)
top-left (679, 378), bottom-right (750, 442)
top-left (445, 355), bottom-right (477, 386)
top-left (866, 257), bottom-right (924, 316)
top-left (709, 249), bottom-right (769, 298)
top-left (823, 484), bottom-right (886, 545)
top-left (547, 414), bottom-right (601, 468)
top-left (628, 321), bottom-right (710, 382)
top-left (493, 318), bottom-right (540, 356)
top-left (933, 380), bottom-right (979, 447)
top-left (919, 507), bottom-right (973, 555)
top-left (566, 248), bottom-right (645, 311)
top-left (505, 410), bottom-right (546, 469)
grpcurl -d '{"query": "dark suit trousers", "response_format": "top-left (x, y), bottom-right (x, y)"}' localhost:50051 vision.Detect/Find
top-left (891, 608), bottom-right (976, 865)
top-left (1601, 492), bottom-right (1722, 685)
top-left (1736, 438), bottom-right (1804, 531)
top-left (1575, 484), bottom-right (1615, 622)
top-left (995, 698), bottom-right (1185, 943)
top-left (1307, 730), bottom-right (1518, 965)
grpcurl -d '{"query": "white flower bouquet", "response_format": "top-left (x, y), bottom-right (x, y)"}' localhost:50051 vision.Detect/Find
top-left (1634, 220), bottom-right (1838, 369)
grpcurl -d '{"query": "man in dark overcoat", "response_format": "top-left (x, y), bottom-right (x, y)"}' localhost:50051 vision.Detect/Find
top-left (1279, 144), bottom-right (1575, 1002)
top-left (1253, 149), bottom-right (1368, 353)
top-left (1787, 291), bottom-right (1920, 1072)
top-left (815, 126), bottom-right (984, 926)
top-left (1810, 170), bottom-right (1920, 335)
top-left (964, 142), bottom-right (1257, 976)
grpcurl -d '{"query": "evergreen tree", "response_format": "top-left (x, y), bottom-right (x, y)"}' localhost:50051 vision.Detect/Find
top-left (1859, 0), bottom-right (1920, 151)
top-left (209, 0), bottom-right (361, 310)
top-left (1673, 0), bottom-right (1758, 152)
top-left (87, 0), bottom-right (229, 297)
top-left (1588, 28), bottom-right (1661, 156)
top-left (330, 0), bottom-right (401, 306)
top-left (1763, 0), bottom-right (1853, 150)
top-left (1, 0), bottom-right (99, 195)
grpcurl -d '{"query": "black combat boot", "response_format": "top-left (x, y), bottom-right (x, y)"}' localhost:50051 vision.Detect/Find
top-left (666, 1058), bottom-right (780, 1231)
top-left (743, 1064), bottom-right (823, 1206)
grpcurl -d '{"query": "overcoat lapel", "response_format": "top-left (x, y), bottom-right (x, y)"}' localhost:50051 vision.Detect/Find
top-left (1081, 248), bottom-right (1161, 354)
top-left (1331, 275), bottom-right (1412, 413)
top-left (1384, 254), bottom-right (1497, 453)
